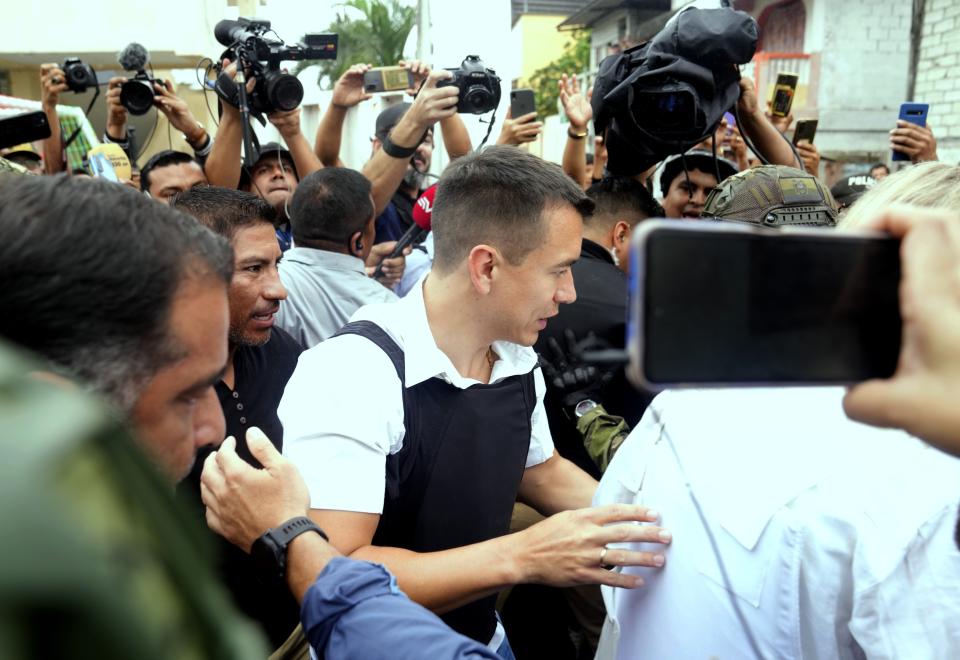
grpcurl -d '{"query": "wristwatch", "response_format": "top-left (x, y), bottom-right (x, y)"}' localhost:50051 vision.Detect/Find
top-left (574, 399), bottom-right (599, 418)
top-left (251, 516), bottom-right (328, 580)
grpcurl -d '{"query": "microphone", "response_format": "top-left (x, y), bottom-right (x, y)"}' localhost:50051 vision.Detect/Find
top-left (372, 184), bottom-right (436, 279)
top-left (214, 19), bottom-right (261, 47)
top-left (117, 43), bottom-right (149, 72)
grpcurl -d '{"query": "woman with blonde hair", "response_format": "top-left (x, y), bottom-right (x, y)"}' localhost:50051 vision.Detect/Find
top-left (841, 161), bottom-right (960, 228)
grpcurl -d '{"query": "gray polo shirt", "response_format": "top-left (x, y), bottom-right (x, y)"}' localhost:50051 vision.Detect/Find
top-left (277, 247), bottom-right (398, 348)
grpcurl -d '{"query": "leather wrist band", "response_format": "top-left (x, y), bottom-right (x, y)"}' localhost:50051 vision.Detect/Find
top-left (568, 127), bottom-right (588, 139)
top-left (382, 133), bottom-right (419, 158)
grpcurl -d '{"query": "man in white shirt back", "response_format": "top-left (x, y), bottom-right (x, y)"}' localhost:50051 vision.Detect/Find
top-left (280, 146), bottom-right (672, 657)
top-left (276, 167), bottom-right (399, 347)
top-left (594, 387), bottom-right (960, 660)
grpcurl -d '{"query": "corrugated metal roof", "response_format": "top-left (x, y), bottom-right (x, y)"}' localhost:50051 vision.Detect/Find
top-left (558, 0), bottom-right (672, 29)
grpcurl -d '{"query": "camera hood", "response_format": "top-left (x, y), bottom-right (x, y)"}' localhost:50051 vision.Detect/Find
top-left (593, 7), bottom-right (758, 176)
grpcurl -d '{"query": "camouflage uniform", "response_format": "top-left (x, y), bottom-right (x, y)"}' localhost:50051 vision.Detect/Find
top-left (0, 341), bottom-right (266, 659)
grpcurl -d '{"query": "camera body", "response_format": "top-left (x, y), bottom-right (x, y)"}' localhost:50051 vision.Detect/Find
top-left (120, 70), bottom-right (166, 116)
top-left (438, 56), bottom-right (501, 115)
top-left (215, 18), bottom-right (338, 117)
top-left (62, 57), bottom-right (97, 93)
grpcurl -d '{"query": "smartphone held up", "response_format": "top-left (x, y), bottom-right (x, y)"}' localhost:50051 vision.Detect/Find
top-left (626, 220), bottom-right (902, 391)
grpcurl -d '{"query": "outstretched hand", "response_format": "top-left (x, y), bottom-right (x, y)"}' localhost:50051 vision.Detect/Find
top-left (201, 428), bottom-right (310, 552)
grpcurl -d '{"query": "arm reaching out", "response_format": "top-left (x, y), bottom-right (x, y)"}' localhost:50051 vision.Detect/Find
top-left (843, 206), bottom-right (960, 457)
top-left (315, 63), bottom-right (372, 167)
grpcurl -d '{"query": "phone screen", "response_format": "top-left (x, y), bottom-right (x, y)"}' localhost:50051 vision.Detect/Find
top-left (632, 223), bottom-right (902, 387)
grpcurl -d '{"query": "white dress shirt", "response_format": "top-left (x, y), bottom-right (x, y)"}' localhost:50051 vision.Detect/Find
top-left (276, 247), bottom-right (397, 348)
top-left (594, 388), bottom-right (960, 660)
top-left (280, 275), bottom-right (556, 514)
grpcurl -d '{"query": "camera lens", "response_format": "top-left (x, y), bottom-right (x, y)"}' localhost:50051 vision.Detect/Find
top-left (120, 79), bottom-right (156, 116)
top-left (264, 71), bottom-right (303, 112)
top-left (463, 86), bottom-right (493, 114)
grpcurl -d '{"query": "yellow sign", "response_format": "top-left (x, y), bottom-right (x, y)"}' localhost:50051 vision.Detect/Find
top-left (87, 143), bottom-right (131, 181)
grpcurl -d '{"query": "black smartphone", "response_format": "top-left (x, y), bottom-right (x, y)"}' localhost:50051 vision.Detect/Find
top-left (510, 88), bottom-right (536, 118)
top-left (0, 111), bottom-right (51, 151)
top-left (792, 119), bottom-right (818, 145)
top-left (627, 220), bottom-right (902, 390)
top-left (363, 66), bottom-right (415, 94)
top-left (771, 72), bottom-right (799, 118)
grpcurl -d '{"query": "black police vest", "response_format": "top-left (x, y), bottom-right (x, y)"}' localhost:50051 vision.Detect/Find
top-left (333, 321), bottom-right (536, 644)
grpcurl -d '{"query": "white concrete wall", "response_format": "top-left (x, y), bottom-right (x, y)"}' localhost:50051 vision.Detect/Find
top-left (809, 0), bottom-right (912, 159)
top-left (914, 0), bottom-right (960, 164)
top-left (1, 0), bottom-right (225, 66)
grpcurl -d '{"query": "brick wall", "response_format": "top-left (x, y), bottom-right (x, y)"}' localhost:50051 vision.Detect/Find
top-left (914, 0), bottom-right (960, 164)
top-left (815, 0), bottom-right (913, 160)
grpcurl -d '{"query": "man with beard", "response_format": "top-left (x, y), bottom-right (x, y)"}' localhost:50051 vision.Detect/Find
top-left (0, 175), bottom-right (505, 659)
top-left (313, 63), bottom-right (472, 245)
top-left (172, 185), bottom-right (306, 646)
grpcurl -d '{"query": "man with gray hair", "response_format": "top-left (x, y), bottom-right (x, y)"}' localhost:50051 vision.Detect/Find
top-left (279, 145), bottom-right (673, 656)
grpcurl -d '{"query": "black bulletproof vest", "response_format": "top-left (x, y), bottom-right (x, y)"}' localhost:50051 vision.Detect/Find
top-left (333, 321), bottom-right (536, 644)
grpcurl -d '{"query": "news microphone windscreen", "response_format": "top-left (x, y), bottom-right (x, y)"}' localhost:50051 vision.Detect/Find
top-left (412, 184), bottom-right (436, 231)
top-left (118, 43), bottom-right (149, 72)
top-left (215, 19), bottom-right (244, 47)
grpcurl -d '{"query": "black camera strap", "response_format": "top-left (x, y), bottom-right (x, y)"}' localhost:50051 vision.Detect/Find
top-left (63, 84), bottom-right (100, 150)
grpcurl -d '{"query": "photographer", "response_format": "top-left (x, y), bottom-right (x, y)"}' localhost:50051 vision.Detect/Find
top-left (38, 63), bottom-right (69, 175)
top-left (204, 58), bottom-right (322, 196)
top-left (103, 76), bottom-right (213, 165)
top-left (314, 60), bottom-right (472, 243)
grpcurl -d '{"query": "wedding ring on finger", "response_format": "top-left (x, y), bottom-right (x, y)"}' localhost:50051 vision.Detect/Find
top-left (599, 546), bottom-right (615, 570)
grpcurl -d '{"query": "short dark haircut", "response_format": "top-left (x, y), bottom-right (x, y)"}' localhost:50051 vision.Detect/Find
top-left (0, 175), bottom-right (232, 412)
top-left (141, 150), bottom-right (198, 193)
top-left (172, 185), bottom-right (277, 239)
top-left (288, 167), bottom-right (373, 246)
top-left (586, 176), bottom-right (664, 230)
top-left (870, 162), bottom-right (890, 173)
top-left (432, 146), bottom-right (594, 272)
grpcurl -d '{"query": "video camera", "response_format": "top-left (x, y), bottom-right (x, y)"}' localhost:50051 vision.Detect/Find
top-left (592, 7), bottom-right (758, 176)
top-left (214, 17), bottom-right (338, 118)
top-left (437, 56), bottom-right (501, 115)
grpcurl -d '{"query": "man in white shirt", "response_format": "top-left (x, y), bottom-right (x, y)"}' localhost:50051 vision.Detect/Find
top-left (280, 146), bottom-right (672, 656)
top-left (276, 167), bottom-right (398, 347)
top-left (594, 387), bottom-right (960, 660)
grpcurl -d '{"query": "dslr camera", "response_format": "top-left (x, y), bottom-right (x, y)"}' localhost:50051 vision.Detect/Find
top-left (121, 71), bottom-right (166, 116)
top-left (438, 56), bottom-right (501, 115)
top-left (115, 43), bottom-right (166, 116)
top-left (214, 17), bottom-right (338, 119)
top-left (61, 57), bottom-right (97, 93)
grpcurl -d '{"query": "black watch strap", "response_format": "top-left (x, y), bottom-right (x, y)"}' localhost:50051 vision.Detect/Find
top-left (273, 516), bottom-right (329, 544)
top-left (253, 516), bottom-right (328, 580)
top-left (382, 133), bottom-right (419, 158)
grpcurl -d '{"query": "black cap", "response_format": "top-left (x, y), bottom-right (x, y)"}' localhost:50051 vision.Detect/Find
top-left (375, 102), bottom-right (413, 141)
top-left (830, 173), bottom-right (876, 208)
top-left (239, 142), bottom-right (298, 189)
top-left (659, 150), bottom-right (739, 197)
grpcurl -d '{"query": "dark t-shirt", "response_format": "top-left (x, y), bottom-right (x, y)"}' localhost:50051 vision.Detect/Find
top-left (179, 326), bottom-right (304, 648)
top-left (534, 239), bottom-right (653, 478)
top-left (374, 189), bottom-right (418, 244)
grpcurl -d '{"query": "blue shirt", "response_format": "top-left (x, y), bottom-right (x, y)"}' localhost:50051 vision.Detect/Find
top-left (302, 558), bottom-right (497, 659)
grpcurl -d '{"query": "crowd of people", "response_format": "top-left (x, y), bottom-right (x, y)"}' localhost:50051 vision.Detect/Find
top-left (2, 6), bottom-right (960, 659)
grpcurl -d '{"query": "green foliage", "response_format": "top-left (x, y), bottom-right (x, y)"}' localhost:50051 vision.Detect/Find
top-left (294, 0), bottom-right (416, 88)
top-left (527, 30), bottom-right (591, 118)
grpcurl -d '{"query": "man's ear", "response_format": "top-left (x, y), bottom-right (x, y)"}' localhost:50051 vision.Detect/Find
top-left (467, 244), bottom-right (498, 295)
top-left (350, 230), bottom-right (364, 257)
top-left (613, 220), bottom-right (631, 246)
